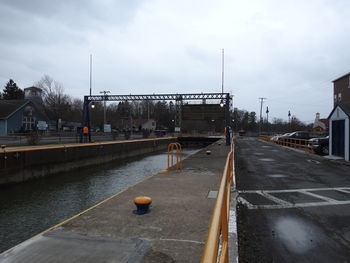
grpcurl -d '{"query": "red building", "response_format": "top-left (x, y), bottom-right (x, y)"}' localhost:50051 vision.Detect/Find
top-left (328, 73), bottom-right (350, 161)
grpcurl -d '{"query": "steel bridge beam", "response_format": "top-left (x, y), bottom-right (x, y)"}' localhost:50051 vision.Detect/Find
top-left (85, 93), bottom-right (230, 102)
top-left (81, 93), bottom-right (232, 143)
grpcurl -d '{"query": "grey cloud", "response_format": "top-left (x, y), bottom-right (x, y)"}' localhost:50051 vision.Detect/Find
top-left (0, 0), bottom-right (144, 28)
top-left (0, 0), bottom-right (144, 47)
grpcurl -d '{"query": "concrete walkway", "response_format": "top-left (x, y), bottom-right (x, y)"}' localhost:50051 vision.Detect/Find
top-left (0, 140), bottom-right (230, 263)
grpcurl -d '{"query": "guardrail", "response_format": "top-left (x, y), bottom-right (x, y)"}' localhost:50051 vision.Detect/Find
top-left (170, 132), bottom-right (225, 137)
top-left (276, 138), bottom-right (315, 153)
top-left (259, 135), bottom-right (270, 142)
top-left (201, 142), bottom-right (234, 263)
top-left (260, 136), bottom-right (316, 153)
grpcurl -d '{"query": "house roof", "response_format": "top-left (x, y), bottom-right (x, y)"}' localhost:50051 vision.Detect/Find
top-left (24, 86), bottom-right (42, 92)
top-left (0, 100), bottom-right (30, 119)
top-left (328, 102), bottom-right (350, 119)
top-left (319, 118), bottom-right (329, 126)
top-left (333, 72), bottom-right (350, 83)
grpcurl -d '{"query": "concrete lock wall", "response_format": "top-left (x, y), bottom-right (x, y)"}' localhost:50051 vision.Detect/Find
top-left (0, 138), bottom-right (176, 185)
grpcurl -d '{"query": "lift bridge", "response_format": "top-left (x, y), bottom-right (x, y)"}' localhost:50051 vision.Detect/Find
top-left (81, 92), bottom-right (232, 142)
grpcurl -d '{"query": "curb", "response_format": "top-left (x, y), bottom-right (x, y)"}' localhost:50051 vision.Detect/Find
top-left (229, 190), bottom-right (239, 263)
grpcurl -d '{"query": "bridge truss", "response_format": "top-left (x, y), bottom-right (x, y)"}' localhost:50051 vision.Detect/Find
top-left (81, 93), bottom-right (232, 142)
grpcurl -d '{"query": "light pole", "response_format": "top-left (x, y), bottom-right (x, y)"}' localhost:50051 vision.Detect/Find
top-left (89, 54), bottom-right (92, 96)
top-left (100, 90), bottom-right (110, 130)
top-left (221, 48), bottom-right (224, 94)
top-left (288, 110), bottom-right (291, 131)
top-left (266, 106), bottom-right (269, 134)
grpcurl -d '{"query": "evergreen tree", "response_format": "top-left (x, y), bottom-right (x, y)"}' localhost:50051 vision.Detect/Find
top-left (2, 79), bottom-right (24, 100)
top-left (248, 111), bottom-right (257, 131)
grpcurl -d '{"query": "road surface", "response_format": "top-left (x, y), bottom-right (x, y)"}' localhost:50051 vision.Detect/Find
top-left (235, 137), bottom-right (350, 263)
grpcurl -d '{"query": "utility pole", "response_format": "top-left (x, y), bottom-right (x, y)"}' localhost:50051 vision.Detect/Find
top-left (258, 98), bottom-right (267, 135)
top-left (89, 54), bottom-right (92, 96)
top-left (266, 106), bottom-right (269, 135)
top-left (100, 90), bottom-right (110, 130)
top-left (221, 48), bottom-right (224, 94)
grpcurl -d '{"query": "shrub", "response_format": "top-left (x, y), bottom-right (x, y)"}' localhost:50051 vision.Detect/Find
top-left (142, 129), bottom-right (150, 138)
top-left (124, 130), bottom-right (131, 140)
top-left (26, 131), bottom-right (40, 145)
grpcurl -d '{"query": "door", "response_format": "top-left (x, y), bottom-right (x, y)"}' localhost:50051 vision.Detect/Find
top-left (332, 120), bottom-right (345, 157)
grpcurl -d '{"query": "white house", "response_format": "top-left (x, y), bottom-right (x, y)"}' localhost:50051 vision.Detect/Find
top-left (140, 119), bottom-right (156, 131)
top-left (328, 102), bottom-right (350, 161)
top-left (132, 119), bottom-right (156, 131)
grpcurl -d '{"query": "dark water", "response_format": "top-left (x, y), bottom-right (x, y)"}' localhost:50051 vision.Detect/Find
top-left (0, 149), bottom-right (199, 253)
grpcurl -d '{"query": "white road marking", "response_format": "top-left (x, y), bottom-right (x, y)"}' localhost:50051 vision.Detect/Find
top-left (300, 190), bottom-right (337, 202)
top-left (238, 199), bottom-right (350, 210)
top-left (257, 191), bottom-right (292, 206)
top-left (336, 189), bottom-right (350, 194)
top-left (238, 187), bottom-right (350, 209)
top-left (240, 187), bottom-right (350, 194)
top-left (236, 196), bottom-right (254, 209)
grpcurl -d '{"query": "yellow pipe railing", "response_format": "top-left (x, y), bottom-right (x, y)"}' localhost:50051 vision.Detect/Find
top-left (201, 141), bottom-right (234, 263)
top-left (167, 142), bottom-right (182, 171)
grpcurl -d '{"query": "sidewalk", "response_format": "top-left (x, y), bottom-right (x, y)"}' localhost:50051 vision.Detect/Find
top-left (0, 140), bottom-right (231, 263)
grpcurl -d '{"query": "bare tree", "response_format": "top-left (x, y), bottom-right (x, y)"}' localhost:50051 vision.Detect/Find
top-left (35, 75), bottom-right (72, 122)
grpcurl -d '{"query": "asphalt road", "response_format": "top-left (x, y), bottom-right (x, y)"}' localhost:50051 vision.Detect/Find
top-left (235, 137), bottom-right (350, 263)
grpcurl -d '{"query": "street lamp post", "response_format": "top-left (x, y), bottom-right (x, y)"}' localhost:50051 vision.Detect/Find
top-left (266, 106), bottom-right (269, 135)
top-left (100, 90), bottom-right (110, 131)
top-left (288, 110), bottom-right (291, 131)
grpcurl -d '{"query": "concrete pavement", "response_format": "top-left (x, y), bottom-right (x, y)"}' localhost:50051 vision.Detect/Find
top-left (235, 137), bottom-right (350, 262)
top-left (0, 140), bottom-right (231, 262)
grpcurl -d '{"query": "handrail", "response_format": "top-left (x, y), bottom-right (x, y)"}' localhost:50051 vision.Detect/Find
top-left (167, 142), bottom-right (182, 171)
top-left (275, 137), bottom-right (314, 153)
top-left (262, 136), bottom-right (316, 154)
top-left (201, 141), bottom-right (234, 263)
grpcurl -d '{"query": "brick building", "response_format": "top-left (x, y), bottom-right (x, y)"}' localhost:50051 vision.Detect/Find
top-left (328, 73), bottom-right (350, 161)
top-left (333, 72), bottom-right (350, 106)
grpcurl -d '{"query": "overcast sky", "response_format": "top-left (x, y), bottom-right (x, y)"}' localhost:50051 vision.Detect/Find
top-left (1, 0), bottom-right (349, 122)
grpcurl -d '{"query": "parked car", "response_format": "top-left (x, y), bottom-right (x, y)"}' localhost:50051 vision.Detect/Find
top-left (308, 136), bottom-right (329, 155)
top-left (285, 131), bottom-right (311, 140)
top-left (271, 133), bottom-right (291, 141)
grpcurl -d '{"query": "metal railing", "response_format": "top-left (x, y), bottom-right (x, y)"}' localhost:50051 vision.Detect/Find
top-left (275, 137), bottom-right (315, 153)
top-left (169, 132), bottom-right (225, 137)
top-left (260, 135), bottom-right (317, 154)
top-left (201, 142), bottom-right (234, 263)
top-left (167, 142), bottom-right (182, 172)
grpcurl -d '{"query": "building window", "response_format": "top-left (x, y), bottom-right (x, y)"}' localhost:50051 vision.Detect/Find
top-left (338, 93), bottom-right (342, 101)
top-left (334, 94), bottom-right (337, 101)
top-left (23, 116), bottom-right (35, 131)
